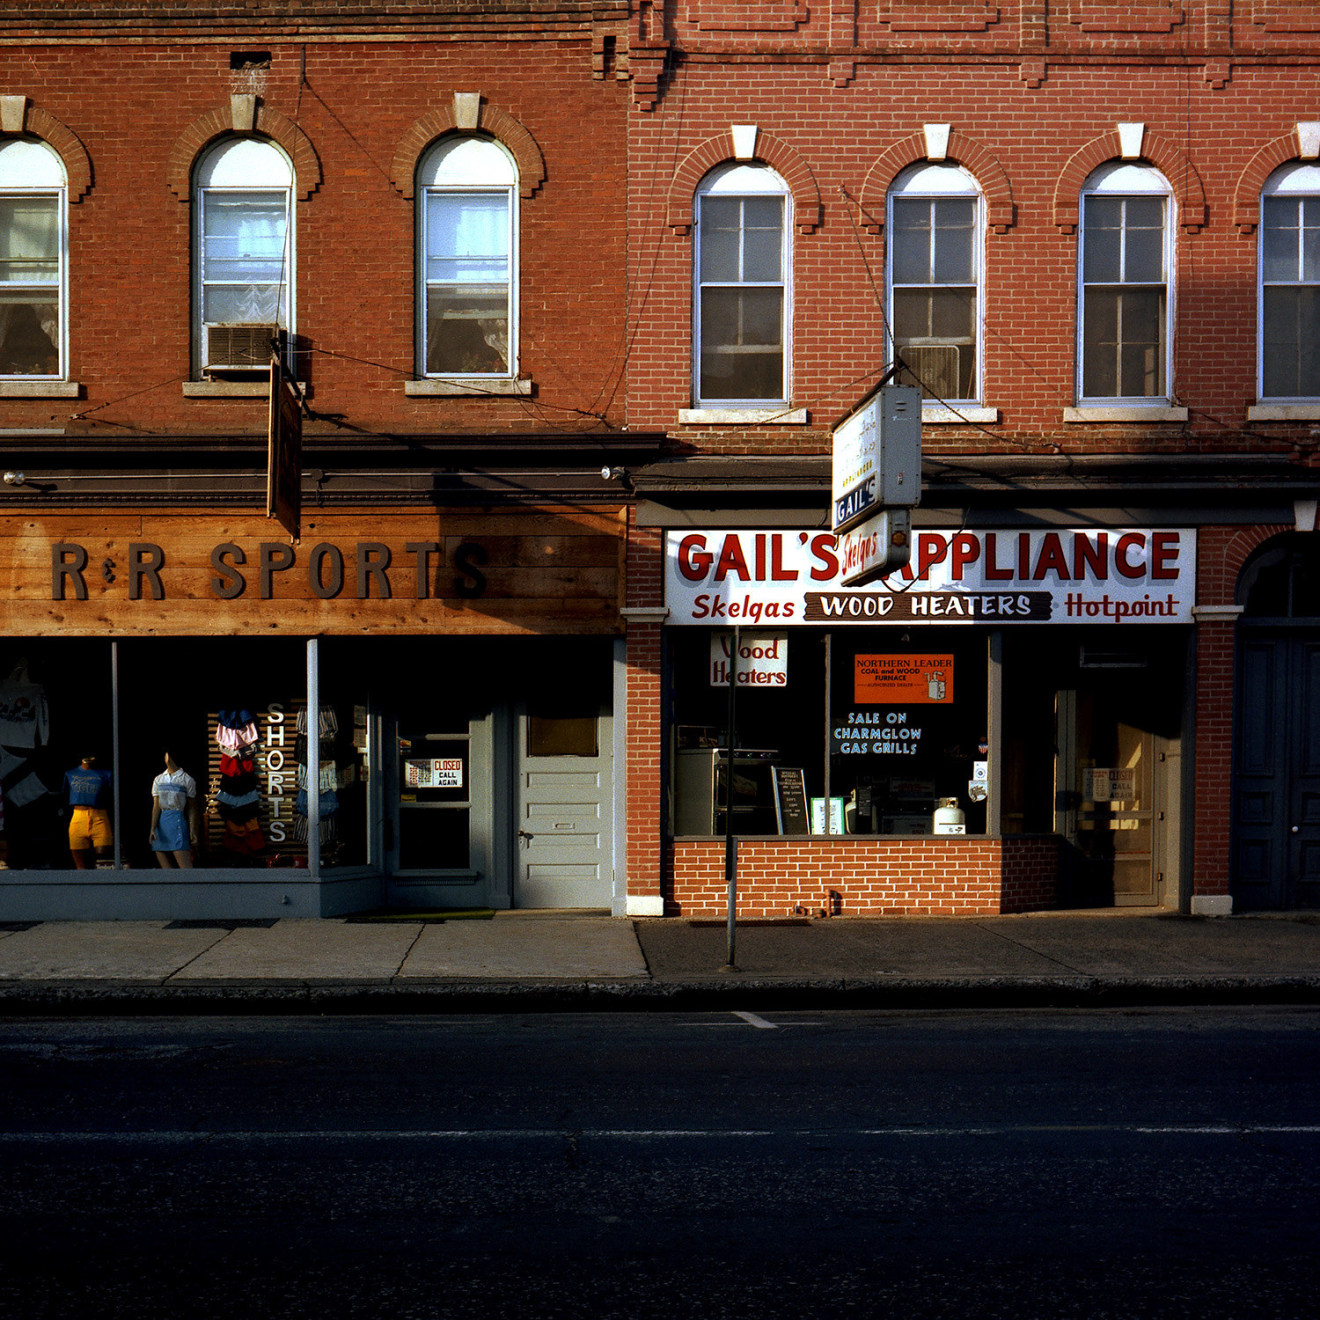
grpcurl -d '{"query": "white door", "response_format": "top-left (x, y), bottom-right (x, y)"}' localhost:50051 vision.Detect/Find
top-left (517, 702), bottom-right (612, 908)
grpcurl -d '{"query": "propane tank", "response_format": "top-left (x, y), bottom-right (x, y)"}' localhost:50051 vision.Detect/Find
top-left (933, 797), bottom-right (966, 835)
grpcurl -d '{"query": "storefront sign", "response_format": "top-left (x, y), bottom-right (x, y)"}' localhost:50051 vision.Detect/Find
top-left (666, 528), bottom-right (1197, 626)
top-left (0, 511), bottom-right (624, 637)
top-left (833, 710), bottom-right (925, 756)
top-left (406, 758), bottom-right (464, 789)
top-left (854, 654), bottom-right (954, 704)
top-left (709, 631), bottom-right (789, 687)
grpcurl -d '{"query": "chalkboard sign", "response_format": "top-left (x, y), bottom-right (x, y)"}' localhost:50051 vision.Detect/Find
top-left (772, 766), bottom-right (810, 835)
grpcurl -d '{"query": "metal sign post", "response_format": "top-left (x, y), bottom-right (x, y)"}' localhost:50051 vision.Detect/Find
top-left (721, 625), bottom-right (740, 972)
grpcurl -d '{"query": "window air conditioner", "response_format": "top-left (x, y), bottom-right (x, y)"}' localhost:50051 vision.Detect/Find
top-left (903, 344), bottom-right (961, 401)
top-left (205, 324), bottom-right (279, 372)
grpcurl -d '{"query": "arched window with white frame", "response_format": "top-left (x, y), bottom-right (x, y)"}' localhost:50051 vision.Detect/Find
top-left (887, 162), bottom-right (982, 404)
top-left (417, 136), bottom-right (517, 378)
top-left (0, 138), bottom-right (66, 379)
top-left (1259, 163), bottom-right (1320, 401)
top-left (1078, 162), bottom-right (1173, 402)
top-left (193, 137), bottom-right (294, 375)
top-left (694, 163), bottom-right (790, 406)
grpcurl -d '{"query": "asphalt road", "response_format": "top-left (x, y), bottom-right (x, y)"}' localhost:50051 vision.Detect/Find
top-left (1, 1007), bottom-right (1317, 1319)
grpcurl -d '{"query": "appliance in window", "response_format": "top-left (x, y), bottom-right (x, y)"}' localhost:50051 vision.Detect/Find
top-left (204, 323), bottom-right (279, 373)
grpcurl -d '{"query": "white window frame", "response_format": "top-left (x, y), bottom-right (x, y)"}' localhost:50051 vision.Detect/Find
top-left (693, 163), bottom-right (791, 408)
top-left (885, 162), bottom-right (983, 408)
top-left (0, 139), bottom-right (68, 381)
top-left (192, 137), bottom-right (294, 377)
top-left (416, 136), bottom-right (518, 381)
top-left (1077, 162), bottom-right (1174, 405)
top-left (1258, 163), bottom-right (1320, 404)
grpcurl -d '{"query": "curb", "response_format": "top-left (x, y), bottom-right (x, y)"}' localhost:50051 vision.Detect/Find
top-left (3, 974), bottom-right (1320, 1016)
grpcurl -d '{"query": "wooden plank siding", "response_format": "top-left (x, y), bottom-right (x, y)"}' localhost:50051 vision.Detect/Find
top-left (0, 508), bottom-right (628, 637)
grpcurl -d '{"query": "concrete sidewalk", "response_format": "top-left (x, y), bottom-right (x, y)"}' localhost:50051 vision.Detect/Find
top-left (1, 910), bottom-right (1319, 1013)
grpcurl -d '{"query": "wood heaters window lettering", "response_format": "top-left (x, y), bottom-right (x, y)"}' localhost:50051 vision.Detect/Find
top-left (695, 163), bottom-right (789, 405)
top-left (418, 137), bottom-right (516, 378)
top-left (887, 163), bottom-right (981, 404)
top-left (0, 139), bottom-right (66, 379)
top-left (1260, 163), bottom-right (1320, 400)
top-left (1079, 163), bottom-right (1172, 402)
top-left (194, 137), bottom-right (293, 376)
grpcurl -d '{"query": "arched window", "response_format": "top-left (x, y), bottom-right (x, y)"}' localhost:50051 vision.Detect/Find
top-left (694, 163), bottom-right (790, 406)
top-left (887, 163), bottom-right (981, 403)
top-left (0, 139), bottom-right (66, 379)
top-left (417, 137), bottom-right (517, 378)
top-left (1259, 163), bottom-right (1320, 401)
top-left (1078, 163), bottom-right (1173, 403)
top-left (193, 137), bottom-right (294, 375)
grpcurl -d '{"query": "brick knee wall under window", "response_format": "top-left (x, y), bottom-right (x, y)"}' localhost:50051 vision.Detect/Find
top-left (666, 836), bottom-right (1061, 918)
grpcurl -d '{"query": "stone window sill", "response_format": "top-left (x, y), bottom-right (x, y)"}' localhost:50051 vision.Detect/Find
top-left (1062, 405), bottom-right (1188, 423)
top-left (183, 380), bottom-right (306, 398)
top-left (405, 378), bottom-right (532, 397)
top-left (923, 404), bottom-right (999, 424)
top-left (0, 380), bottom-right (80, 398)
top-left (678, 407), bottom-right (808, 425)
top-left (1246, 404), bottom-right (1320, 421)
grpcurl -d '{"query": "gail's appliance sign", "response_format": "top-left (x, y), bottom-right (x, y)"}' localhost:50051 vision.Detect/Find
top-left (664, 528), bottom-right (1196, 626)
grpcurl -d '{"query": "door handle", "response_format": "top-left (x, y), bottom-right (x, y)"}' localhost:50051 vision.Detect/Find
top-left (517, 829), bottom-right (534, 846)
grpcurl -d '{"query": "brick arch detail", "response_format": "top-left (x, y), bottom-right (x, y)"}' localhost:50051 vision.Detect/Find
top-left (1052, 130), bottom-right (1207, 233)
top-left (389, 103), bottom-right (546, 199)
top-left (665, 133), bottom-right (822, 234)
top-left (2, 106), bottom-right (93, 202)
top-left (857, 131), bottom-right (1016, 234)
top-left (166, 105), bottom-right (322, 201)
top-left (1233, 135), bottom-right (1308, 234)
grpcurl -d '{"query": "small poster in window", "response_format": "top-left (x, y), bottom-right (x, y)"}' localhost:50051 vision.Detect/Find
top-left (854, 654), bottom-right (955, 704)
top-left (1087, 767), bottom-right (1136, 803)
top-left (405, 758), bottom-right (464, 789)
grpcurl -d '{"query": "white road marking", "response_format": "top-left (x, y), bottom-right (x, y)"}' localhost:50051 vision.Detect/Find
top-left (732, 1010), bottom-right (778, 1029)
top-left (2, 1124), bottom-right (1318, 1145)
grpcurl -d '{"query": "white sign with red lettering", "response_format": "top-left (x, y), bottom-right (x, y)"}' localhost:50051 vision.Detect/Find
top-left (664, 528), bottom-right (1197, 626)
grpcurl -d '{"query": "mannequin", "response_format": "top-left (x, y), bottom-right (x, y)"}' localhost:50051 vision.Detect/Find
top-left (63, 755), bottom-right (113, 869)
top-left (149, 751), bottom-right (199, 869)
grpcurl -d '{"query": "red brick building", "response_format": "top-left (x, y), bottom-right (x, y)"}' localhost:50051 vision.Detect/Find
top-left (619, 0), bottom-right (1320, 918)
top-left (0, 2), bottom-right (1317, 919)
top-left (0, 2), bottom-right (654, 918)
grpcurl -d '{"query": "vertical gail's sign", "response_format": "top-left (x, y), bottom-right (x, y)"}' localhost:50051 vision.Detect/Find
top-left (709, 632), bottom-right (789, 687)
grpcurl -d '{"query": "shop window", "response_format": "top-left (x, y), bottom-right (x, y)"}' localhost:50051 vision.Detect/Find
top-left (887, 163), bottom-right (981, 403)
top-left (417, 136), bottom-right (517, 378)
top-left (1259, 164), bottom-right (1320, 401)
top-left (0, 638), bottom-right (382, 874)
top-left (1078, 163), bottom-right (1172, 402)
top-left (0, 138), bottom-right (66, 379)
top-left (694, 163), bottom-right (790, 405)
top-left (193, 137), bottom-right (294, 376)
top-left (668, 629), bottom-right (987, 836)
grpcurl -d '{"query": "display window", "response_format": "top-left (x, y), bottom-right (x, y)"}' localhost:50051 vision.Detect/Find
top-left (667, 627), bottom-right (988, 837)
top-left (0, 638), bottom-right (370, 872)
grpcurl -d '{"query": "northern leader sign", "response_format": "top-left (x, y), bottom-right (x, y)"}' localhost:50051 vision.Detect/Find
top-left (665, 528), bottom-right (1197, 626)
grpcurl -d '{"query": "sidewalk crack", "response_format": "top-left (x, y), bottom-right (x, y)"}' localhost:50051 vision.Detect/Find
top-left (973, 921), bottom-right (1086, 975)
top-left (394, 922), bottom-right (427, 981)
top-left (163, 928), bottom-right (236, 982)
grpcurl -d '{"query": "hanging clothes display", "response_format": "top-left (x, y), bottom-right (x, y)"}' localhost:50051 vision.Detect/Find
top-left (0, 661), bottom-right (49, 749)
top-left (214, 710), bottom-right (265, 857)
top-left (291, 706), bottom-right (339, 851)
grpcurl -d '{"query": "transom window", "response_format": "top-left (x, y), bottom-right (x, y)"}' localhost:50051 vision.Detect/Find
top-left (694, 164), bottom-right (789, 406)
top-left (193, 138), bottom-right (293, 375)
top-left (0, 138), bottom-right (66, 379)
top-left (418, 137), bottom-right (516, 378)
top-left (1259, 163), bottom-right (1320, 400)
top-left (887, 163), bottom-right (981, 403)
top-left (1079, 163), bottom-right (1172, 403)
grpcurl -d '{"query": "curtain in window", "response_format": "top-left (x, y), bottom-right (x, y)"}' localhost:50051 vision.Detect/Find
top-left (424, 192), bottom-right (510, 374)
